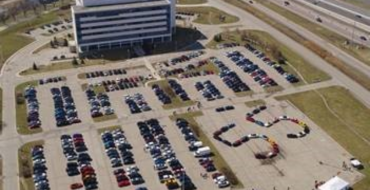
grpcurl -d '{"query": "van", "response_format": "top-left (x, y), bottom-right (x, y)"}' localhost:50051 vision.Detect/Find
top-left (193, 146), bottom-right (211, 157)
top-left (188, 141), bottom-right (203, 151)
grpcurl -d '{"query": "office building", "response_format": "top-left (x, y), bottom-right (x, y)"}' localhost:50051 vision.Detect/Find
top-left (71, 0), bottom-right (176, 53)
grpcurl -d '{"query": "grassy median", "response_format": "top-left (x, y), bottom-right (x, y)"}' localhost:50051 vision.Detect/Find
top-left (245, 99), bottom-right (266, 108)
top-left (276, 86), bottom-right (370, 189)
top-left (224, 0), bottom-right (370, 92)
top-left (93, 114), bottom-right (118, 123)
top-left (15, 81), bottom-right (42, 135)
top-left (177, 0), bottom-right (207, 4)
top-left (176, 6), bottom-right (239, 25)
top-left (20, 58), bottom-right (113, 76)
top-left (97, 125), bottom-right (121, 134)
top-left (148, 79), bottom-right (195, 110)
top-left (170, 111), bottom-right (244, 188)
top-left (208, 29), bottom-right (330, 85)
top-left (18, 140), bottom-right (44, 190)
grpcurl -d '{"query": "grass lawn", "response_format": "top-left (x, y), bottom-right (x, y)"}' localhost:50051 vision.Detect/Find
top-left (255, 0), bottom-right (370, 67)
top-left (235, 91), bottom-right (254, 97)
top-left (177, 0), bottom-right (207, 4)
top-left (97, 125), bottom-right (121, 134)
top-left (223, 0), bottom-right (370, 91)
top-left (15, 81), bottom-right (42, 135)
top-left (169, 111), bottom-right (244, 188)
top-left (18, 140), bottom-right (44, 190)
top-left (276, 86), bottom-right (370, 189)
top-left (176, 7), bottom-right (239, 25)
top-left (81, 83), bottom-right (106, 93)
top-left (20, 59), bottom-right (110, 76)
top-left (0, 9), bottom-right (71, 69)
top-left (264, 85), bottom-right (284, 93)
top-left (93, 114), bottom-right (118, 123)
top-left (245, 99), bottom-right (266, 108)
top-left (148, 79), bottom-right (196, 110)
top-left (207, 30), bottom-right (330, 85)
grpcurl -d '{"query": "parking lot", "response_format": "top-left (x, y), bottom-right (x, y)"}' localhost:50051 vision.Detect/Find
top-left (20, 49), bottom-right (363, 190)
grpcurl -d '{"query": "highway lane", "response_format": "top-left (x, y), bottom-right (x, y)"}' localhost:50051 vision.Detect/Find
top-left (307, 0), bottom-right (370, 25)
top-left (272, 0), bottom-right (370, 46)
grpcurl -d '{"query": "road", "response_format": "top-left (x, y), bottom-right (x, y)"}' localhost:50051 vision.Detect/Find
top-left (306, 0), bottom-right (370, 26)
top-left (0, 1), bottom-right (369, 189)
top-left (274, 0), bottom-right (370, 46)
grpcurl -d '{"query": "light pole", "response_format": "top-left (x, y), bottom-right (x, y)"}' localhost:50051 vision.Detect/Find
top-left (351, 21), bottom-right (356, 47)
top-left (0, 44), bottom-right (3, 64)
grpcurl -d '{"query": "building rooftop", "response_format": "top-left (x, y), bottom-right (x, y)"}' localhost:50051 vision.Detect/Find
top-left (73, 0), bottom-right (170, 13)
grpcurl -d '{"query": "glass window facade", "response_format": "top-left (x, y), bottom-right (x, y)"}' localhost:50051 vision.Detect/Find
top-left (72, 1), bottom-right (174, 53)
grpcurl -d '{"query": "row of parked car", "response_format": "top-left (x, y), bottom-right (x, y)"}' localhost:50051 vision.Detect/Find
top-left (215, 105), bottom-right (235, 112)
top-left (32, 145), bottom-right (50, 190)
top-left (226, 51), bottom-right (278, 88)
top-left (210, 57), bottom-right (250, 93)
top-left (85, 89), bottom-right (115, 118)
top-left (61, 134), bottom-right (98, 189)
top-left (213, 125), bottom-right (280, 159)
top-left (175, 118), bottom-right (230, 189)
top-left (216, 43), bottom-right (240, 49)
top-left (152, 84), bottom-right (172, 105)
top-left (245, 44), bottom-right (299, 83)
top-left (195, 80), bottom-right (224, 101)
top-left (101, 129), bottom-right (143, 187)
top-left (169, 51), bottom-right (204, 65)
top-left (245, 106), bottom-right (310, 139)
top-left (85, 68), bottom-right (127, 79)
top-left (39, 76), bottom-right (65, 85)
top-left (24, 86), bottom-right (41, 129)
top-left (123, 93), bottom-right (151, 114)
top-left (178, 70), bottom-right (216, 79)
top-left (101, 129), bottom-right (135, 167)
top-left (137, 119), bottom-right (196, 190)
top-left (93, 76), bottom-right (144, 92)
top-left (162, 59), bottom-right (210, 77)
top-left (51, 86), bottom-right (81, 127)
top-left (168, 79), bottom-right (191, 101)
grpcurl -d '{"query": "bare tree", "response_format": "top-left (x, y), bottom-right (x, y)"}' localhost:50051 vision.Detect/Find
top-left (241, 30), bottom-right (250, 42)
top-left (38, 0), bottom-right (48, 11)
top-left (31, 3), bottom-right (39, 16)
top-left (8, 5), bottom-right (19, 22)
top-left (269, 44), bottom-right (285, 63)
top-left (0, 10), bottom-right (9, 24)
top-left (248, 33), bottom-right (260, 45)
top-left (19, 0), bottom-right (32, 18)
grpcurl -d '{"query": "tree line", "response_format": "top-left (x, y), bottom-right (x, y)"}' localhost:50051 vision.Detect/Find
top-left (0, 0), bottom-right (68, 25)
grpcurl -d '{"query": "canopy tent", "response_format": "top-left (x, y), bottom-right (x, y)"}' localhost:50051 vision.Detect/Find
top-left (319, 176), bottom-right (350, 190)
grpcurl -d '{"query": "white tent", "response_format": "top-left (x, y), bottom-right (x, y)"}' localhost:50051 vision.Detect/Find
top-left (319, 176), bottom-right (350, 190)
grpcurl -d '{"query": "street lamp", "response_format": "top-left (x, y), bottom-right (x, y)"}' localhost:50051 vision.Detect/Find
top-left (0, 45), bottom-right (3, 64)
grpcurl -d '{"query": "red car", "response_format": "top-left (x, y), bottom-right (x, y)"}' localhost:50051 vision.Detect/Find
top-left (116, 175), bottom-right (130, 187)
top-left (81, 166), bottom-right (95, 173)
top-left (70, 183), bottom-right (83, 189)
